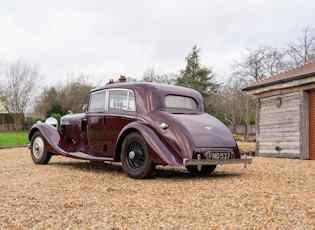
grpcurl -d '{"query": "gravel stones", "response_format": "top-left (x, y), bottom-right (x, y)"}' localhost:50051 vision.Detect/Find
top-left (0, 147), bottom-right (314, 229)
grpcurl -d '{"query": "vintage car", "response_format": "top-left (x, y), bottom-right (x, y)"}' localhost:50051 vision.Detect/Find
top-left (29, 82), bottom-right (252, 179)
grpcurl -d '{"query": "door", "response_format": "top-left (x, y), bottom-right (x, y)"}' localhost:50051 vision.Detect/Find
top-left (309, 90), bottom-right (315, 160)
top-left (86, 89), bottom-right (108, 156)
top-left (105, 89), bottom-right (136, 154)
top-left (86, 88), bottom-right (136, 157)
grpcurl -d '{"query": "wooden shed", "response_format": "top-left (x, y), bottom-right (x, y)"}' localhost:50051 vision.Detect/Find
top-left (243, 61), bottom-right (315, 160)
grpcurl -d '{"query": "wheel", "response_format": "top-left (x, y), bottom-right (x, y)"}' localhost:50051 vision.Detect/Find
top-left (121, 132), bottom-right (156, 179)
top-left (186, 165), bottom-right (216, 174)
top-left (30, 131), bottom-right (52, 164)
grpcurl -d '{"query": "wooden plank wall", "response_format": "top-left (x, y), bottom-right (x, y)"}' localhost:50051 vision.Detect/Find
top-left (258, 92), bottom-right (301, 158)
top-left (309, 90), bottom-right (315, 160)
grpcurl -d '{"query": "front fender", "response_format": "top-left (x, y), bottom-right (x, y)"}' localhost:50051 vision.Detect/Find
top-left (29, 123), bottom-right (69, 156)
top-left (116, 122), bottom-right (183, 166)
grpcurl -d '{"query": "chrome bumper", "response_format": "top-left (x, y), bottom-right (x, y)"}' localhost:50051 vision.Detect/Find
top-left (183, 154), bottom-right (252, 171)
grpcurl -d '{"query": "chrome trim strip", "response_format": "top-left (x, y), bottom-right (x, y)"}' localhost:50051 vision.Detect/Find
top-left (66, 151), bottom-right (114, 161)
top-left (86, 113), bottom-right (137, 120)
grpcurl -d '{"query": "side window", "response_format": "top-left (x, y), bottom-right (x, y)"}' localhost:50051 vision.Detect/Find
top-left (108, 89), bottom-right (136, 111)
top-left (88, 90), bottom-right (106, 112)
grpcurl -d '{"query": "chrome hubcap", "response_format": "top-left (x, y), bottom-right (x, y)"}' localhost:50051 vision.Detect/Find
top-left (128, 151), bottom-right (136, 160)
top-left (32, 137), bottom-right (44, 159)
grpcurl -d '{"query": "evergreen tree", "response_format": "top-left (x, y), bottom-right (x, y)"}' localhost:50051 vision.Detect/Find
top-left (176, 45), bottom-right (219, 113)
top-left (45, 100), bottom-right (66, 118)
top-left (176, 45), bottom-right (218, 98)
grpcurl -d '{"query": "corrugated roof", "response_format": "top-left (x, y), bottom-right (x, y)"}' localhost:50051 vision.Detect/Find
top-left (243, 61), bottom-right (315, 91)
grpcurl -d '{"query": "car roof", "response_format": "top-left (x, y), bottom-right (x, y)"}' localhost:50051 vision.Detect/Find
top-left (91, 82), bottom-right (199, 96)
top-left (91, 82), bottom-right (204, 113)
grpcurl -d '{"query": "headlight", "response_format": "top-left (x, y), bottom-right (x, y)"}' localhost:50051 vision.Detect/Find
top-left (45, 117), bottom-right (58, 128)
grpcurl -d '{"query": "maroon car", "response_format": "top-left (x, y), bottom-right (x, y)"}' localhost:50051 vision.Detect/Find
top-left (29, 82), bottom-right (251, 179)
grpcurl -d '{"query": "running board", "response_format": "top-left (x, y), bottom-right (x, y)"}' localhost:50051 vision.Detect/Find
top-left (66, 151), bottom-right (114, 162)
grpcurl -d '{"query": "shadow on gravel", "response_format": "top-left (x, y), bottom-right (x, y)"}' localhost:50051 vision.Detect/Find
top-left (49, 161), bottom-right (242, 180)
top-left (50, 161), bottom-right (125, 173)
top-left (153, 167), bottom-right (242, 180)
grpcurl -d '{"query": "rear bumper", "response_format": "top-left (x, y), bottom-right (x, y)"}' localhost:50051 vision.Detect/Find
top-left (183, 154), bottom-right (252, 170)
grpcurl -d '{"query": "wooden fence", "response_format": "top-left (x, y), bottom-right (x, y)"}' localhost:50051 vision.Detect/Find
top-left (228, 125), bottom-right (256, 136)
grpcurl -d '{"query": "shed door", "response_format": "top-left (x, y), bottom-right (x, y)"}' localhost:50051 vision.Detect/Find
top-left (309, 90), bottom-right (315, 160)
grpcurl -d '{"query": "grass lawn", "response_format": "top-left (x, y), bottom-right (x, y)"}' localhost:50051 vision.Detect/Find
top-left (0, 131), bottom-right (29, 147)
top-left (233, 135), bottom-right (244, 141)
top-left (233, 135), bottom-right (256, 141)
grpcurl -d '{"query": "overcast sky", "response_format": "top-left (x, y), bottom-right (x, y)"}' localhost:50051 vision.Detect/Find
top-left (1, 0), bottom-right (315, 86)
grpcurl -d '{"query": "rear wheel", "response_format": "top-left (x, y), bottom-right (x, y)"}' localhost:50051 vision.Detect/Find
top-left (30, 131), bottom-right (52, 164)
top-left (121, 132), bottom-right (156, 179)
top-left (186, 165), bottom-right (216, 174)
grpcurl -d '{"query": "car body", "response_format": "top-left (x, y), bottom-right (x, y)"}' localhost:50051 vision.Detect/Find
top-left (29, 82), bottom-right (252, 179)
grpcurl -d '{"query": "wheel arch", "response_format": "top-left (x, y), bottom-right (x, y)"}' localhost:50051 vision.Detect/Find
top-left (115, 122), bottom-right (183, 166)
top-left (114, 127), bottom-right (138, 162)
top-left (29, 123), bottom-right (68, 156)
top-left (29, 127), bottom-right (40, 141)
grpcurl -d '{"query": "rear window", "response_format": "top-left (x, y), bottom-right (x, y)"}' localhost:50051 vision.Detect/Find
top-left (164, 95), bottom-right (198, 110)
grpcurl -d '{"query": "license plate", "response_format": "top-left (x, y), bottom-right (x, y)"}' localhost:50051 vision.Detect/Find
top-left (205, 152), bottom-right (233, 160)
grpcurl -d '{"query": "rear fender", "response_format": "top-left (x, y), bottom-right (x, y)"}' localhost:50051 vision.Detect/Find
top-left (29, 123), bottom-right (71, 155)
top-left (116, 122), bottom-right (183, 166)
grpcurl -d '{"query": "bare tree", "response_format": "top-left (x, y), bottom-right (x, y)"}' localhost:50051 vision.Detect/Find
top-left (230, 46), bottom-right (287, 135)
top-left (0, 55), bottom-right (4, 74)
top-left (211, 77), bottom-right (255, 135)
top-left (59, 77), bottom-right (94, 113)
top-left (0, 56), bottom-right (5, 91)
top-left (142, 66), bottom-right (176, 84)
top-left (1, 59), bottom-right (40, 130)
top-left (33, 75), bottom-right (95, 118)
top-left (142, 67), bottom-right (157, 82)
top-left (232, 45), bottom-right (288, 83)
top-left (33, 86), bottom-right (60, 118)
top-left (287, 27), bottom-right (315, 65)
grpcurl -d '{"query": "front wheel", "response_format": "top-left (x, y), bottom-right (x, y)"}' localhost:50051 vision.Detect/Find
top-left (186, 165), bottom-right (216, 174)
top-left (121, 132), bottom-right (156, 179)
top-left (30, 131), bottom-right (52, 164)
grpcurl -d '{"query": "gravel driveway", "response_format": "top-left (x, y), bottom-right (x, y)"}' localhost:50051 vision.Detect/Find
top-left (1, 147), bottom-right (314, 229)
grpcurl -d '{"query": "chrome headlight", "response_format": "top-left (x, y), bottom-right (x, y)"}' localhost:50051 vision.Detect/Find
top-left (45, 117), bottom-right (58, 128)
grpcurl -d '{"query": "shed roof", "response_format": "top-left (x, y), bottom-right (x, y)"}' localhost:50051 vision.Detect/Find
top-left (243, 61), bottom-right (315, 91)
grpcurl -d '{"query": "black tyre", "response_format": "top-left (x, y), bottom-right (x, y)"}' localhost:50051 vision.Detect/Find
top-left (186, 165), bottom-right (216, 174)
top-left (30, 131), bottom-right (52, 164)
top-left (121, 132), bottom-right (156, 179)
